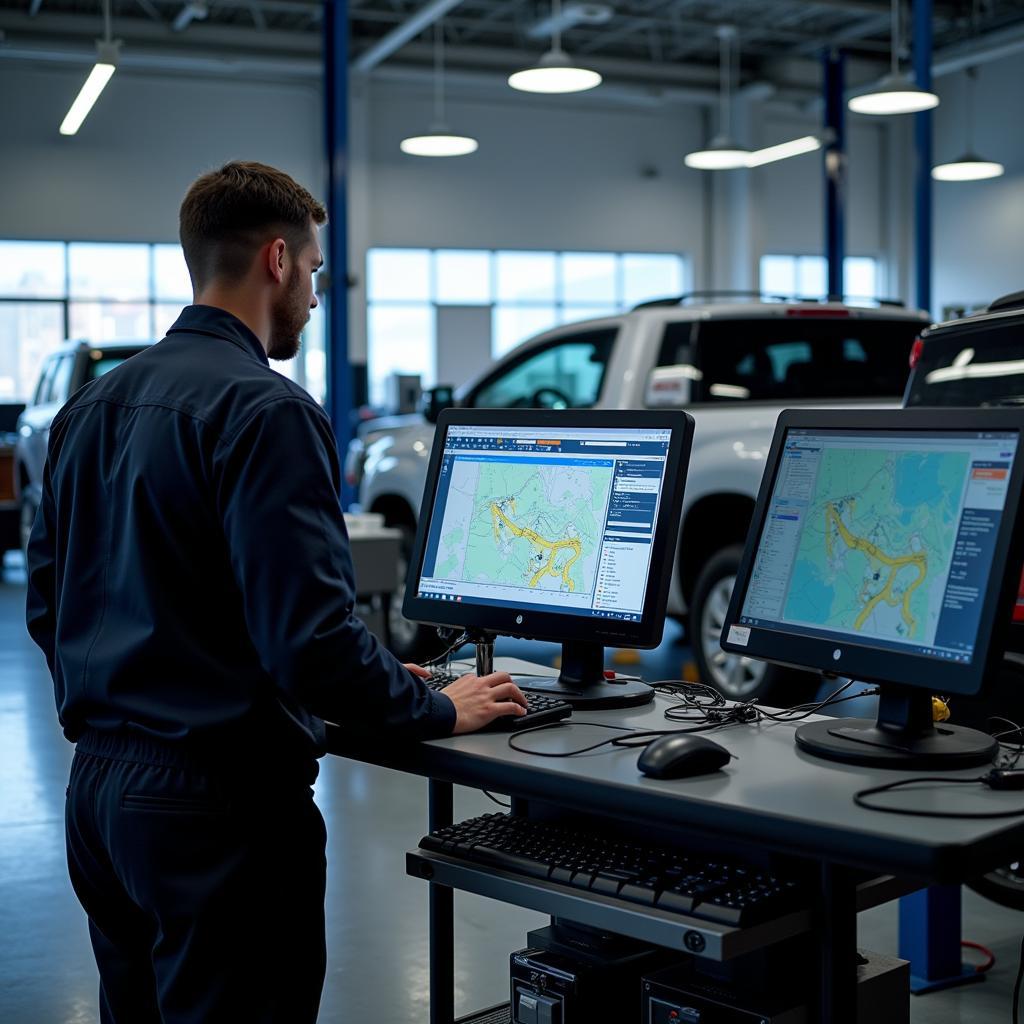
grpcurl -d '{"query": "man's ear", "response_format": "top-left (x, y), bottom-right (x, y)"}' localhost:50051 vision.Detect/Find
top-left (267, 238), bottom-right (287, 284)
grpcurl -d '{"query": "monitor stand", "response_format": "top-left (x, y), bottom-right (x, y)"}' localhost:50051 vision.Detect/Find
top-left (795, 685), bottom-right (998, 770)
top-left (470, 634), bottom-right (653, 710)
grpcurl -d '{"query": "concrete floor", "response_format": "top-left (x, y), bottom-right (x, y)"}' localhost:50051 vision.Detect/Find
top-left (1, 557), bottom-right (1021, 1023)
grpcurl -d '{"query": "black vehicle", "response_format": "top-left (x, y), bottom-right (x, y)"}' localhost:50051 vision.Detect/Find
top-left (15, 340), bottom-right (152, 557)
top-left (904, 290), bottom-right (1024, 911)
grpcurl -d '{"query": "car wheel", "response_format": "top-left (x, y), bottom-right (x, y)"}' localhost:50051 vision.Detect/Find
top-left (690, 545), bottom-right (818, 705)
top-left (387, 529), bottom-right (450, 664)
top-left (19, 496), bottom-right (38, 566)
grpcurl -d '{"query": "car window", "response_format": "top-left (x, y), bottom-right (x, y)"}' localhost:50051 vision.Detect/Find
top-left (33, 357), bottom-right (59, 406)
top-left (85, 349), bottom-right (148, 383)
top-left (905, 322), bottom-right (1024, 408)
top-left (50, 355), bottom-right (75, 405)
top-left (467, 329), bottom-right (617, 409)
top-left (655, 322), bottom-right (695, 368)
top-left (693, 318), bottom-right (920, 402)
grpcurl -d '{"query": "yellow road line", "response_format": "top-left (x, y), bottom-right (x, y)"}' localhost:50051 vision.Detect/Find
top-left (491, 503), bottom-right (581, 591)
top-left (825, 502), bottom-right (927, 636)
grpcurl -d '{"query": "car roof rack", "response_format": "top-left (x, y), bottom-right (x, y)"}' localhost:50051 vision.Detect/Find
top-left (987, 291), bottom-right (1024, 314)
top-left (632, 291), bottom-right (906, 311)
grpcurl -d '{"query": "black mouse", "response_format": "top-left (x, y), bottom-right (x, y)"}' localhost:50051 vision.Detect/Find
top-left (637, 734), bottom-right (731, 779)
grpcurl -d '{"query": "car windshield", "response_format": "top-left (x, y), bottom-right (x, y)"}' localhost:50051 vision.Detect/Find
top-left (905, 322), bottom-right (1024, 408)
top-left (692, 318), bottom-right (921, 402)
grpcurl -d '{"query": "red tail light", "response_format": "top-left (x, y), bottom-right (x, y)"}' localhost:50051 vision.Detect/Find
top-left (909, 337), bottom-right (925, 369)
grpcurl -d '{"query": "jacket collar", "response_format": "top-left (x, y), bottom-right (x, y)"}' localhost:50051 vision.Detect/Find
top-left (166, 305), bottom-right (269, 366)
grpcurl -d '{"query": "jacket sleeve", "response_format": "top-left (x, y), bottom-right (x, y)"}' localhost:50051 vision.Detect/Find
top-left (214, 394), bottom-right (455, 739)
top-left (25, 455), bottom-right (58, 683)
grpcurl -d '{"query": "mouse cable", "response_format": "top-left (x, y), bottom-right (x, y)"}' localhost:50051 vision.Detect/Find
top-left (853, 772), bottom-right (1024, 818)
top-left (506, 719), bottom-right (737, 758)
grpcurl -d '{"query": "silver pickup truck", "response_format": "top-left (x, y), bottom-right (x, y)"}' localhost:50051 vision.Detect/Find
top-left (351, 297), bottom-right (929, 701)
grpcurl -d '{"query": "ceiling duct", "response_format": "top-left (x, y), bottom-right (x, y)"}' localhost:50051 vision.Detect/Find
top-left (527, 3), bottom-right (613, 40)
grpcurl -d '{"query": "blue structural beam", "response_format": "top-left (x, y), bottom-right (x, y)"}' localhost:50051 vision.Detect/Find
top-left (899, 886), bottom-right (984, 994)
top-left (914, 0), bottom-right (934, 314)
top-left (323, 0), bottom-right (354, 506)
top-left (823, 49), bottom-right (846, 301)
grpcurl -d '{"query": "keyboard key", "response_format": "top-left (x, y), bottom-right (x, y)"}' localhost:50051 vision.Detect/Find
top-left (656, 889), bottom-right (697, 914)
top-left (619, 881), bottom-right (660, 905)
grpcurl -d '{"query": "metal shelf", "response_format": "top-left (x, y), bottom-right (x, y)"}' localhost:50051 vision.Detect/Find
top-left (407, 850), bottom-right (811, 963)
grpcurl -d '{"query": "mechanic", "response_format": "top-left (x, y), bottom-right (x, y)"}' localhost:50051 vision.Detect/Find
top-left (25, 160), bottom-right (527, 1024)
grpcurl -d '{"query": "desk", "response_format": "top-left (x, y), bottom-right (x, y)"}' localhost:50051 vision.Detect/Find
top-left (328, 684), bottom-right (1024, 1024)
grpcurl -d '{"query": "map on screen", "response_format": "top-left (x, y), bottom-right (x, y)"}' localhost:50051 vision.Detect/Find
top-left (432, 459), bottom-right (614, 597)
top-left (782, 448), bottom-right (970, 645)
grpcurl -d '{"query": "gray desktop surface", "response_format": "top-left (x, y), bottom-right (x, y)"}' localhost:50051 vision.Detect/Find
top-left (327, 674), bottom-right (1024, 881)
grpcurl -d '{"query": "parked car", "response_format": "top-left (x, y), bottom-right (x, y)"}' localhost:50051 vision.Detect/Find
top-left (0, 403), bottom-right (26, 556)
top-left (349, 294), bottom-right (930, 700)
top-left (904, 289), bottom-right (1024, 911)
top-left (15, 340), bottom-right (152, 555)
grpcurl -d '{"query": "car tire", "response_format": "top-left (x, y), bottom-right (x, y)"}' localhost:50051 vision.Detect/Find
top-left (690, 545), bottom-right (819, 705)
top-left (386, 527), bottom-right (452, 665)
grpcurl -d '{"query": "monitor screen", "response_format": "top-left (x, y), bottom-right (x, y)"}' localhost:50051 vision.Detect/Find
top-left (403, 408), bottom-right (694, 655)
top-left (415, 423), bottom-right (673, 622)
top-left (723, 410), bottom-right (1024, 697)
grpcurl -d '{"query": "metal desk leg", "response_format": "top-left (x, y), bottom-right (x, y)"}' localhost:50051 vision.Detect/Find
top-left (898, 886), bottom-right (984, 994)
top-left (429, 779), bottom-right (455, 1024)
top-left (818, 864), bottom-right (858, 1024)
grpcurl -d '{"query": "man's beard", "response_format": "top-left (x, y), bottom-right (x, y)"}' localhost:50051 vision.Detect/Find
top-left (267, 268), bottom-right (309, 361)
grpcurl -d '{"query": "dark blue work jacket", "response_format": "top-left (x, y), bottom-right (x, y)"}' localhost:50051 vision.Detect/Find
top-left (25, 305), bottom-right (454, 769)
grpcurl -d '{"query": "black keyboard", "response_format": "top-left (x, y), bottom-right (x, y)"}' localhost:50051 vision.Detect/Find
top-left (419, 813), bottom-right (803, 927)
top-left (423, 675), bottom-right (572, 731)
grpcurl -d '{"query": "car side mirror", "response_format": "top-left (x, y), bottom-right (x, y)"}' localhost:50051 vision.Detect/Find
top-left (421, 385), bottom-right (456, 423)
top-left (644, 365), bottom-right (699, 407)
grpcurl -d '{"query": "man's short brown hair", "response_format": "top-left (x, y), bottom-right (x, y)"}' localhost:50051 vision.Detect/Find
top-left (179, 161), bottom-right (327, 291)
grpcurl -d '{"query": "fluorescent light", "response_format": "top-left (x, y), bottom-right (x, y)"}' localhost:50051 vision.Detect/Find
top-left (925, 359), bottom-right (1024, 385)
top-left (848, 72), bottom-right (939, 115)
top-left (400, 130), bottom-right (478, 157)
top-left (59, 59), bottom-right (116, 136)
top-left (745, 135), bottom-right (823, 167)
top-left (508, 48), bottom-right (602, 94)
top-left (932, 153), bottom-right (1005, 181)
top-left (684, 134), bottom-right (750, 170)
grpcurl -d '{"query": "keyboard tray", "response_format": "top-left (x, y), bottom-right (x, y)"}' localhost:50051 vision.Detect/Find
top-left (406, 849), bottom-right (812, 962)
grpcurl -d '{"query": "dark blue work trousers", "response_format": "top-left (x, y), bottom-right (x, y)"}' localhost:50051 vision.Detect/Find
top-left (65, 730), bottom-right (327, 1024)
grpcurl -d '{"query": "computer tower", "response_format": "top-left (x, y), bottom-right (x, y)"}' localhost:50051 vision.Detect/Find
top-left (510, 924), bottom-right (671, 1024)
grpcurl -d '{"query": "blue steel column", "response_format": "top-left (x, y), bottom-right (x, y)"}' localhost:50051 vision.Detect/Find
top-left (324, 0), bottom-right (354, 506)
top-left (823, 49), bottom-right (846, 301)
top-left (914, 0), bottom-right (933, 314)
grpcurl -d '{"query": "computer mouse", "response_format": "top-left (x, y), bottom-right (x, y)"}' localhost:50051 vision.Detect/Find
top-left (637, 734), bottom-right (732, 779)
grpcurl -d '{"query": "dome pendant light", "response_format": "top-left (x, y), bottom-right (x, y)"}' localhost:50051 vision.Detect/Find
top-left (848, 0), bottom-right (939, 115)
top-left (508, 0), bottom-right (602, 94)
top-left (400, 21), bottom-right (478, 157)
top-left (933, 67), bottom-right (1004, 181)
top-left (685, 25), bottom-right (750, 170)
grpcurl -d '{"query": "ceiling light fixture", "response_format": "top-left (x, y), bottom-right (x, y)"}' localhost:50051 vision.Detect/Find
top-left (932, 67), bottom-right (1004, 181)
top-left (400, 20), bottom-right (478, 157)
top-left (848, 0), bottom-right (939, 115)
top-left (685, 25), bottom-right (750, 170)
top-left (60, 0), bottom-right (119, 136)
top-left (745, 134), bottom-right (826, 167)
top-left (508, 0), bottom-right (602, 94)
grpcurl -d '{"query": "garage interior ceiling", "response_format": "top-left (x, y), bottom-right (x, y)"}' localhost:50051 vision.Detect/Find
top-left (3, 0), bottom-right (1024, 101)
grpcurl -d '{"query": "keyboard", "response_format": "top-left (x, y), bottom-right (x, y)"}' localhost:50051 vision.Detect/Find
top-left (423, 674), bottom-right (572, 731)
top-left (419, 813), bottom-right (804, 927)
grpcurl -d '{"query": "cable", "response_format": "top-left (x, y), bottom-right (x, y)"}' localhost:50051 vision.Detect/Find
top-left (853, 775), bottom-right (1024, 819)
top-left (482, 790), bottom-right (510, 808)
top-left (961, 940), bottom-right (995, 974)
top-left (422, 631), bottom-right (470, 669)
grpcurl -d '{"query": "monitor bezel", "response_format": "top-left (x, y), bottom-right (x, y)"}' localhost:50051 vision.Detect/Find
top-left (402, 408), bottom-right (694, 650)
top-left (721, 407), bottom-right (1024, 698)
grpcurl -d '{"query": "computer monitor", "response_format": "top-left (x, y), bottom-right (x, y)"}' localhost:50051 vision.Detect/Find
top-left (403, 409), bottom-right (695, 708)
top-left (721, 408), bottom-right (1024, 769)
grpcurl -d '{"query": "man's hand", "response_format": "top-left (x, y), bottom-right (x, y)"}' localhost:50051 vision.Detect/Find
top-left (404, 663), bottom-right (431, 679)
top-left (442, 672), bottom-right (528, 734)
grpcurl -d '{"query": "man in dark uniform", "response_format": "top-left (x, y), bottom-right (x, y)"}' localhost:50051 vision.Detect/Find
top-left (25, 161), bottom-right (526, 1024)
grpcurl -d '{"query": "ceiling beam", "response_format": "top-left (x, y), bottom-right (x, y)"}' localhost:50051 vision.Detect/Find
top-left (352, 0), bottom-right (465, 72)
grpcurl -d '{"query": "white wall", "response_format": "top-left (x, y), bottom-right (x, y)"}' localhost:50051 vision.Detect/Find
top-left (0, 63), bottom-right (322, 242)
